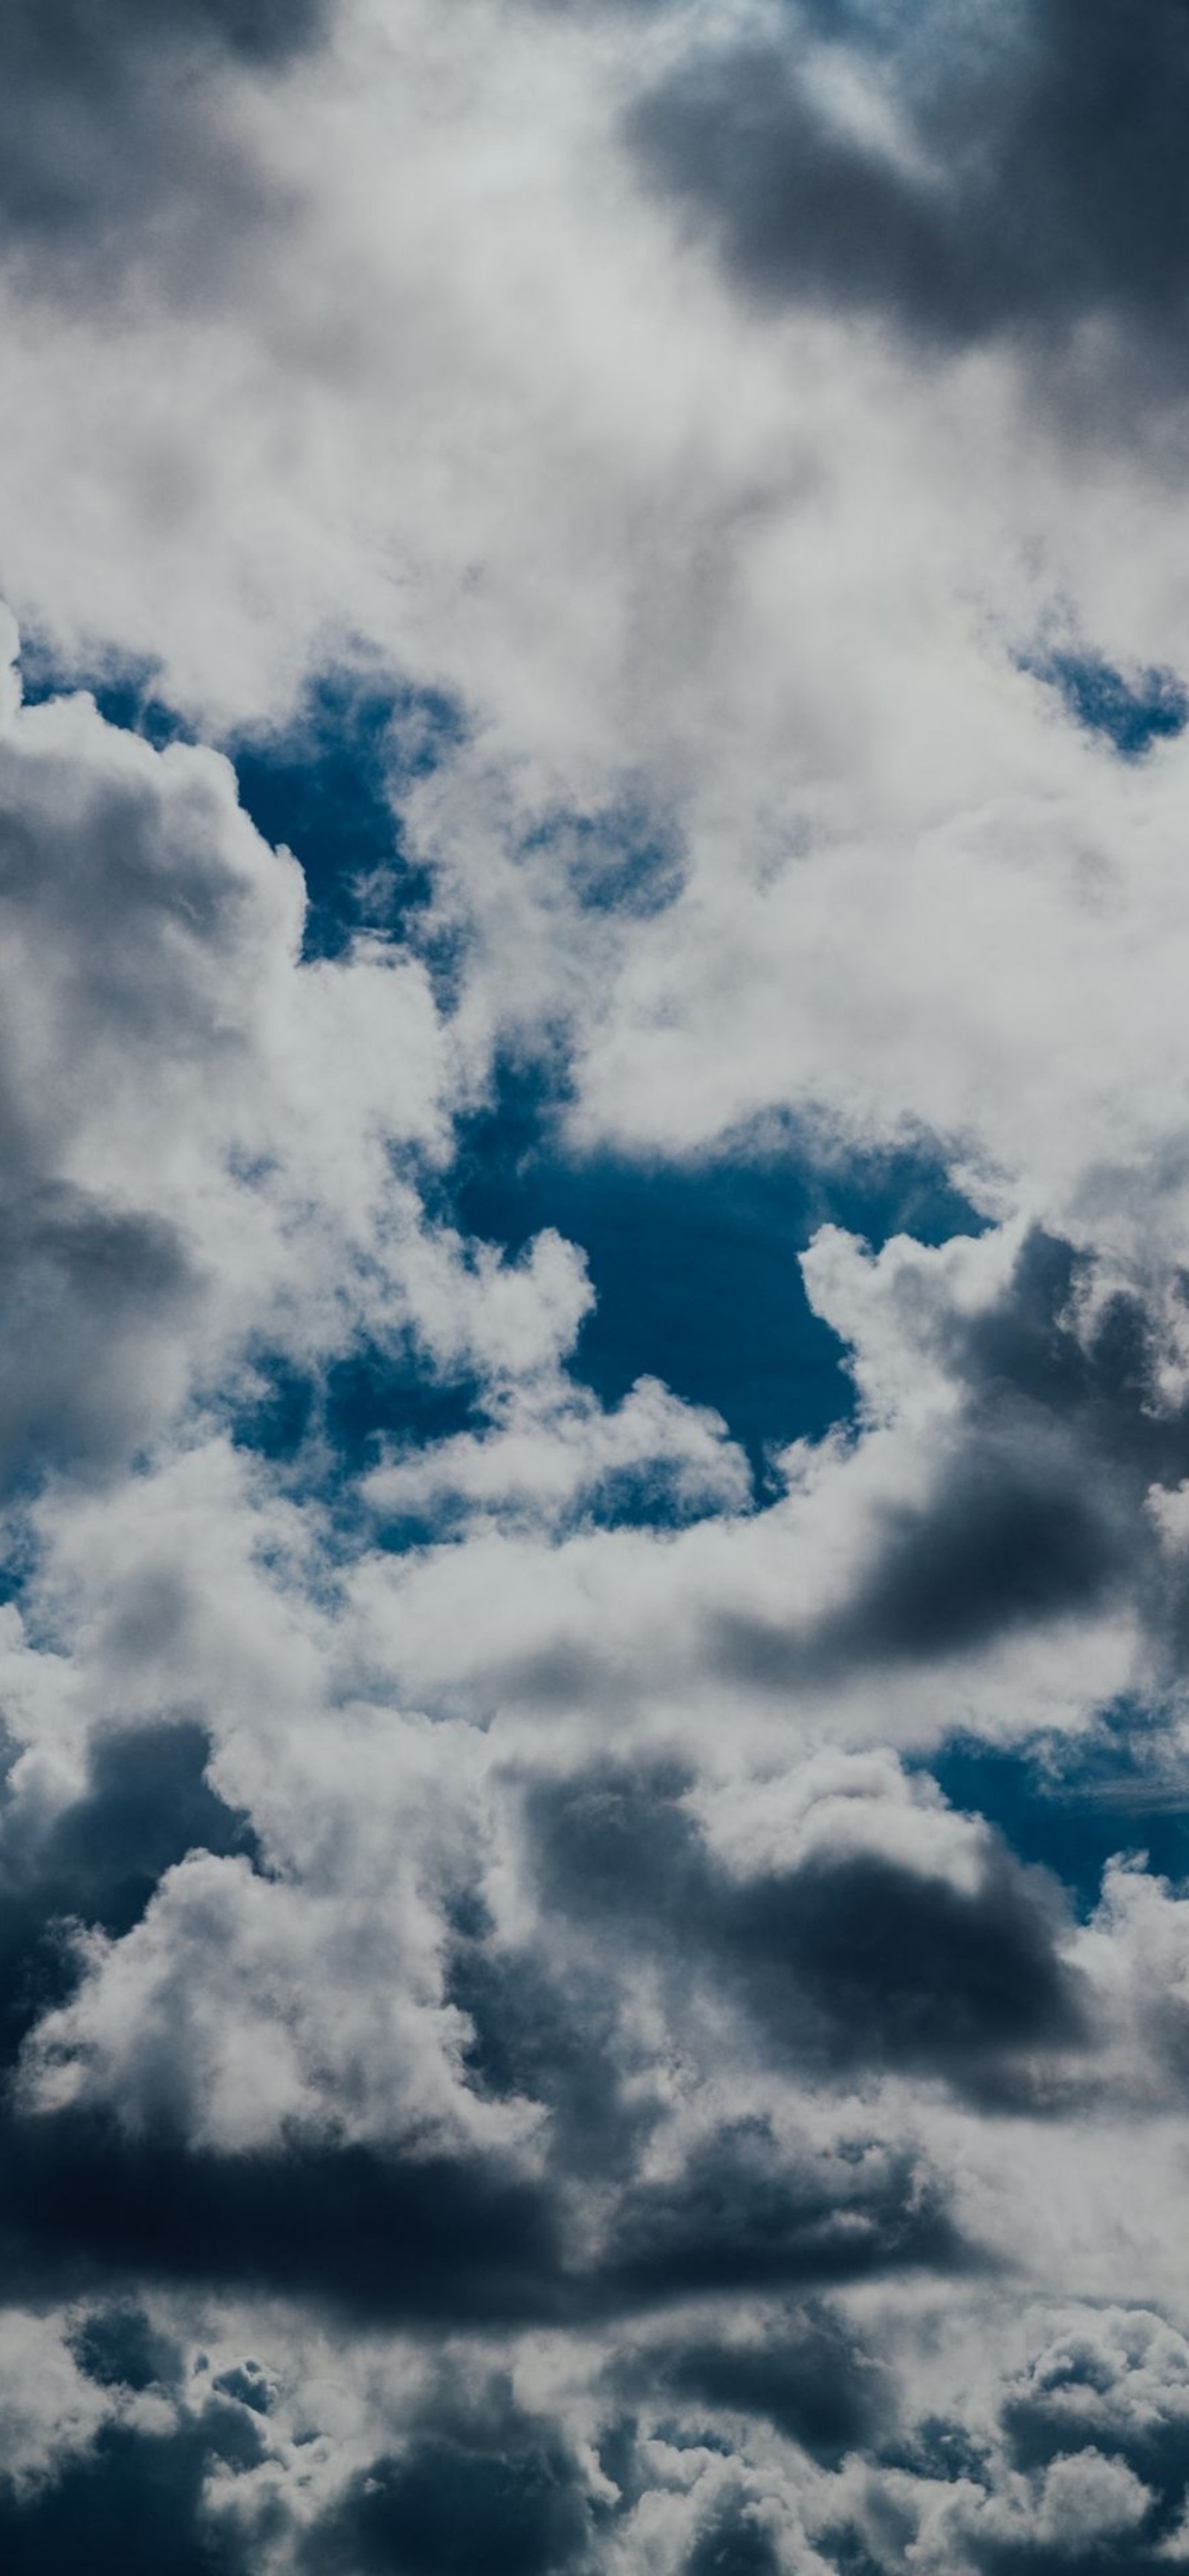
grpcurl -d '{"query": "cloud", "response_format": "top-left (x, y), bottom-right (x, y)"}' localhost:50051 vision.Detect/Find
top-left (0, 2401), bottom-right (265, 2576)
top-left (7, 2), bottom-right (1189, 2566)
top-left (526, 1751), bottom-right (1089, 2107)
top-left (684, 2490), bottom-right (786, 2576)
top-left (1000, 2309), bottom-right (1189, 2505)
top-left (627, 0), bottom-right (1189, 390)
top-left (601, 2116), bottom-right (970, 2306)
top-left (70, 2302), bottom-right (183, 2397)
top-left (301, 2407), bottom-right (594, 2576)
top-left (363, 1372), bottom-right (751, 1537)
top-left (0, 631), bottom-right (609, 1492)
top-left (710, 1220), bottom-right (1189, 1704)
top-left (0, 2109), bottom-right (567, 2326)
top-left (0, 1715), bottom-right (259, 2066)
top-left (655, 2300), bottom-right (895, 2466)
top-left (0, 0), bottom-right (331, 307)
top-left (0, 1187), bottom-right (199, 1491)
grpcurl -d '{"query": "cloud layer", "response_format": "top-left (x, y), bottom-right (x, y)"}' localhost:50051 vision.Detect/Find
top-left (1, 0), bottom-right (1189, 2568)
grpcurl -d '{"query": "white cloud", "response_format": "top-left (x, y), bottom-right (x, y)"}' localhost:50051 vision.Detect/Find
top-left (363, 1372), bottom-right (750, 1532)
top-left (19, 1844), bottom-right (538, 2155)
top-left (0, 2313), bottom-right (108, 2494)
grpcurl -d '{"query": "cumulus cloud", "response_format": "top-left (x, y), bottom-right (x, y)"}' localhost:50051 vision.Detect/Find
top-left (519, 1750), bottom-right (1089, 2107)
top-left (713, 1219), bottom-right (1189, 1694)
top-left (363, 1372), bottom-right (751, 1536)
top-left (4, 0), bottom-right (1189, 2564)
top-left (0, 623), bottom-right (608, 1489)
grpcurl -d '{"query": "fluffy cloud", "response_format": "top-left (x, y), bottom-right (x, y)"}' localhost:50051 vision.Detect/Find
top-left (0, 619), bottom-right (612, 1490)
top-left (363, 1372), bottom-right (751, 1535)
top-left (1, 0), bottom-right (1189, 2566)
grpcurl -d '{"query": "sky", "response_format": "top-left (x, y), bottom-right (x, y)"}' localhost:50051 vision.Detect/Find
top-left (4, 1), bottom-right (1189, 2569)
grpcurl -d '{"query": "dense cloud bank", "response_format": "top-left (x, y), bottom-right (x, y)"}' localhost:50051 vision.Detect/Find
top-left (2, 0), bottom-right (1189, 2568)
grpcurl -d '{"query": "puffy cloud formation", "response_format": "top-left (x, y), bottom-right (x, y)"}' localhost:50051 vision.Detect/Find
top-left (2, 0), bottom-right (1189, 2568)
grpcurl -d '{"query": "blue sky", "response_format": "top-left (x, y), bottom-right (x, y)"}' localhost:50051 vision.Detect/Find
top-left (2, 4), bottom-right (1189, 2572)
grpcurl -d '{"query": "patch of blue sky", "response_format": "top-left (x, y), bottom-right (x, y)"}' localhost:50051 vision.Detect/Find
top-left (229, 1346), bottom-right (481, 1474)
top-left (221, 1344), bottom-right (487, 1562)
top-left (921, 1710), bottom-right (1189, 1915)
top-left (366, 1441), bottom-right (745, 1557)
top-left (16, 638), bottom-right (465, 969)
top-left (450, 1057), bottom-right (984, 1491)
top-left (227, 664), bottom-right (462, 964)
top-left (1028, 646), bottom-right (1188, 759)
top-left (519, 799), bottom-right (684, 919)
top-left (17, 644), bottom-right (985, 1517)
top-left (0, 1512), bottom-right (39, 1612)
top-left (230, 1062), bottom-right (982, 1537)
top-left (18, 637), bottom-right (196, 751)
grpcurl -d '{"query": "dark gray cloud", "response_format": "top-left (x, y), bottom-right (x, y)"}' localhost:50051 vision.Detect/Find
top-left (815, 2308), bottom-right (1189, 2576)
top-left (0, 716), bottom-right (279, 1043)
top-left (70, 2299), bottom-right (184, 2396)
top-left (0, 1731), bottom-right (979, 2334)
top-left (0, 1185), bottom-right (201, 1487)
top-left (0, 2402), bottom-right (264, 2576)
top-left (7, 0), bottom-right (327, 71)
top-left (0, 1725), bottom-right (980, 2348)
top-left (0, 2109), bottom-right (568, 2326)
top-left (716, 1843), bottom-right (1085, 2108)
top-left (0, 682), bottom-right (311, 1478)
top-left (716, 1228), bottom-right (1189, 1688)
top-left (0, 1717), bottom-right (259, 2064)
top-left (968, 2533), bottom-right (1167, 2574)
top-left (0, 2081), bottom-right (971, 2334)
top-left (603, 2115), bottom-right (968, 2304)
top-left (0, 0), bottom-right (331, 303)
top-left (815, 1453), bottom-right (1118, 1665)
top-left (301, 2355), bottom-right (861, 2576)
top-left (686, 2492), bottom-right (785, 2576)
top-left (16, 2285), bottom-right (1189, 2576)
top-left (641, 2300), bottom-right (895, 2465)
top-left (449, 1911), bottom-right (657, 2183)
top-left (627, 0), bottom-right (1189, 392)
top-left (302, 2400), bottom-right (594, 2576)
top-left (526, 1757), bottom-right (1088, 2106)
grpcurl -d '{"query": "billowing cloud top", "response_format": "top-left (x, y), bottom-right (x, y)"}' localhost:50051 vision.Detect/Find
top-left (1, 3), bottom-right (1189, 2572)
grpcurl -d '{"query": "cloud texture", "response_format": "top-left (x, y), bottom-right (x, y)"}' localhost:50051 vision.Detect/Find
top-left (1, 0), bottom-right (1189, 2568)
